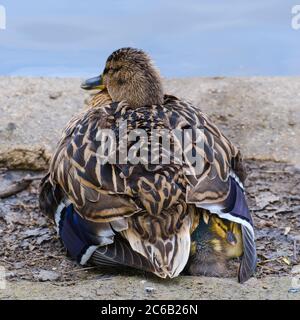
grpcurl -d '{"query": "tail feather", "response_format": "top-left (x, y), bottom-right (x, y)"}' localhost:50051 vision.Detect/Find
top-left (123, 210), bottom-right (193, 278)
top-left (90, 235), bottom-right (156, 273)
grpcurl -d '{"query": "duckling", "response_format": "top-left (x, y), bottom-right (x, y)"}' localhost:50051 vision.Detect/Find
top-left (39, 47), bottom-right (256, 281)
top-left (187, 211), bottom-right (243, 278)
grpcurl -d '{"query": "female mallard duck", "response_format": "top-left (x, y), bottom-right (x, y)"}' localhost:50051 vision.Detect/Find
top-left (39, 47), bottom-right (256, 282)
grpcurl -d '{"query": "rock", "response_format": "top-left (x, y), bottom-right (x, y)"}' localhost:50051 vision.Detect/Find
top-left (23, 228), bottom-right (49, 238)
top-left (13, 262), bottom-right (26, 269)
top-left (35, 270), bottom-right (60, 282)
top-left (49, 92), bottom-right (62, 100)
top-left (144, 286), bottom-right (155, 293)
top-left (6, 122), bottom-right (17, 132)
top-left (255, 192), bottom-right (280, 210)
top-left (36, 233), bottom-right (52, 245)
top-left (288, 288), bottom-right (300, 293)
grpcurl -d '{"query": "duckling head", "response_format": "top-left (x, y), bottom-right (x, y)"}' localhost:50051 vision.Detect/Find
top-left (190, 213), bottom-right (243, 259)
top-left (81, 47), bottom-right (164, 108)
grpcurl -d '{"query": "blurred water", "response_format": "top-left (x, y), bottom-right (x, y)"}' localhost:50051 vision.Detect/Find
top-left (0, 0), bottom-right (299, 77)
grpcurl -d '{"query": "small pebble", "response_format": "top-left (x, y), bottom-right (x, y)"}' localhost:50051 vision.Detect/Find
top-left (288, 288), bottom-right (300, 294)
top-left (49, 92), bottom-right (62, 100)
top-left (13, 262), bottom-right (26, 269)
top-left (6, 122), bottom-right (17, 132)
top-left (145, 286), bottom-right (155, 293)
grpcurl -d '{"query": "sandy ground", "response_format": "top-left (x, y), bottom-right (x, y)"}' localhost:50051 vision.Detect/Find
top-left (1, 77), bottom-right (300, 168)
top-left (0, 77), bottom-right (300, 300)
top-left (1, 275), bottom-right (298, 300)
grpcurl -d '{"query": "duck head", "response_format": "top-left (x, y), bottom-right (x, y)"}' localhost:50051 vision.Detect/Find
top-left (81, 47), bottom-right (164, 108)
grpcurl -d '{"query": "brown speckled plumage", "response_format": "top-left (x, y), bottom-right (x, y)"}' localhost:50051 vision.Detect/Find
top-left (39, 48), bottom-right (255, 280)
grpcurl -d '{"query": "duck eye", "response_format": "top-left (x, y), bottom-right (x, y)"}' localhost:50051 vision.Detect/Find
top-left (217, 221), bottom-right (227, 232)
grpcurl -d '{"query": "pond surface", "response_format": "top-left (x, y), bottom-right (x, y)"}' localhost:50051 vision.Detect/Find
top-left (0, 0), bottom-right (299, 77)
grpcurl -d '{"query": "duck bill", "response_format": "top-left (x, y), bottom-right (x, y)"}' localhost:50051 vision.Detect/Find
top-left (81, 75), bottom-right (106, 91)
top-left (226, 231), bottom-right (237, 246)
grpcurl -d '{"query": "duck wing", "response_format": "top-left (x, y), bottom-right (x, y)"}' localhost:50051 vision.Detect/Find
top-left (57, 203), bottom-right (156, 273)
top-left (40, 104), bottom-right (151, 270)
top-left (40, 101), bottom-right (194, 278)
top-left (49, 104), bottom-right (141, 221)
